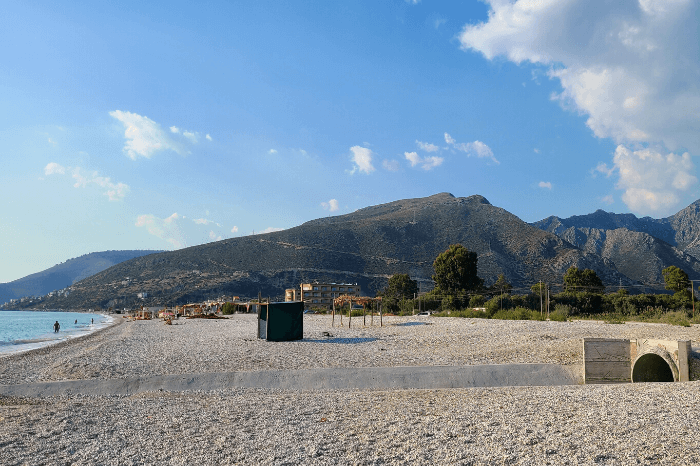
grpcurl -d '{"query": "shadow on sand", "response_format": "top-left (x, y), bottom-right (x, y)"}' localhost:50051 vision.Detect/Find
top-left (303, 337), bottom-right (378, 344)
top-left (392, 321), bottom-right (431, 326)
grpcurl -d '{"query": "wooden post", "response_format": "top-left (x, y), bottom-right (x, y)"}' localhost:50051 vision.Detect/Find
top-left (363, 304), bottom-right (366, 327)
top-left (380, 301), bottom-right (383, 327)
top-left (332, 297), bottom-right (335, 327)
top-left (371, 300), bottom-right (374, 326)
top-left (348, 302), bottom-right (352, 329)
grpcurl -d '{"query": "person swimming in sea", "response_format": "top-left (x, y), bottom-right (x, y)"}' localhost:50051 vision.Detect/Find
top-left (53, 321), bottom-right (60, 333)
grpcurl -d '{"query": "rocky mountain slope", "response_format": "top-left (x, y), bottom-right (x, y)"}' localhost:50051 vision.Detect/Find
top-left (533, 200), bottom-right (700, 285)
top-left (10, 193), bottom-right (630, 310)
top-left (0, 250), bottom-right (161, 306)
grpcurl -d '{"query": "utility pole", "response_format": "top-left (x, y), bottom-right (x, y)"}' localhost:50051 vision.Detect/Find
top-left (691, 280), bottom-right (697, 319)
top-left (539, 281), bottom-right (543, 317)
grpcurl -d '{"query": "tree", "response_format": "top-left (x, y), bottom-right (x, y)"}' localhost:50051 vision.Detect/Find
top-left (492, 274), bottom-right (512, 294)
top-left (381, 274), bottom-right (418, 300)
top-left (432, 244), bottom-right (484, 294)
top-left (531, 283), bottom-right (546, 295)
top-left (662, 266), bottom-right (691, 294)
top-left (563, 266), bottom-right (604, 292)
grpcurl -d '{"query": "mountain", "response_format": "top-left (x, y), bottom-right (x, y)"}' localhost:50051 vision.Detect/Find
top-left (533, 200), bottom-right (700, 285)
top-left (12, 193), bottom-right (631, 310)
top-left (0, 250), bottom-right (162, 306)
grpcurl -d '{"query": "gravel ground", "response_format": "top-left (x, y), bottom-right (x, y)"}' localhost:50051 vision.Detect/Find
top-left (2, 314), bottom-right (700, 464)
top-left (2, 314), bottom-right (700, 385)
top-left (2, 384), bottom-right (700, 465)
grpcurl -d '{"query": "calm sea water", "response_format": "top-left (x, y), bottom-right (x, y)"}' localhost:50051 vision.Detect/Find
top-left (0, 310), bottom-right (113, 357)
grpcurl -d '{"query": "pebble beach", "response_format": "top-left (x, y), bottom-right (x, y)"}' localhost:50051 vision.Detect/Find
top-left (2, 314), bottom-right (700, 465)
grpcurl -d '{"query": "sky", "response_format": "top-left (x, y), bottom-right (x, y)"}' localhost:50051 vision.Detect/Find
top-left (1, 0), bottom-right (699, 283)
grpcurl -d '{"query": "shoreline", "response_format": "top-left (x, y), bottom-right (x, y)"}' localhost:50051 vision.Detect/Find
top-left (0, 312), bottom-right (118, 360)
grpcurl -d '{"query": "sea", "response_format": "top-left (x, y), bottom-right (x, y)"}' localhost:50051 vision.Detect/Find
top-left (0, 310), bottom-right (113, 357)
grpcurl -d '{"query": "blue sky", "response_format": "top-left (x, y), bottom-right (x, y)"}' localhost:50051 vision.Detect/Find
top-left (2, 0), bottom-right (699, 283)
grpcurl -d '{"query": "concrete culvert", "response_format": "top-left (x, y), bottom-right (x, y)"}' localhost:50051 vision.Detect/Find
top-left (632, 353), bottom-right (675, 383)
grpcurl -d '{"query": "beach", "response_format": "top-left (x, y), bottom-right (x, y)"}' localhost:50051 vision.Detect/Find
top-left (2, 314), bottom-right (700, 464)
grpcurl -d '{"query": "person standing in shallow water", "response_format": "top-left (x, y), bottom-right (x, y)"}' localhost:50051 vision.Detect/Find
top-left (53, 321), bottom-right (60, 333)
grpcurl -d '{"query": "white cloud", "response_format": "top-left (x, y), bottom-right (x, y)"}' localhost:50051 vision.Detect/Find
top-left (135, 213), bottom-right (231, 248)
top-left (206, 134), bottom-right (212, 141)
top-left (261, 227), bottom-right (284, 234)
top-left (44, 162), bottom-right (66, 176)
top-left (321, 199), bottom-right (339, 212)
top-left (458, 0), bottom-right (700, 154)
top-left (231, 226), bottom-right (239, 233)
top-left (111, 111), bottom-right (207, 159)
top-left (349, 146), bottom-right (375, 174)
top-left (110, 110), bottom-right (187, 159)
top-left (71, 168), bottom-right (130, 201)
top-left (404, 151), bottom-right (421, 167)
top-left (193, 218), bottom-right (221, 227)
top-left (383, 159), bottom-right (400, 172)
top-left (416, 140), bottom-right (440, 152)
top-left (135, 213), bottom-right (186, 249)
top-left (444, 133), bottom-right (499, 164)
top-left (405, 0), bottom-right (420, 4)
top-left (538, 181), bottom-right (553, 189)
top-left (48, 137), bottom-right (57, 146)
top-left (533, 148), bottom-right (540, 154)
top-left (268, 149), bottom-right (278, 154)
top-left (45, 163), bottom-right (128, 201)
top-left (601, 195), bottom-right (614, 205)
top-left (404, 151), bottom-right (444, 170)
top-left (182, 130), bottom-right (198, 143)
top-left (594, 162), bottom-right (615, 177)
top-left (603, 145), bottom-right (697, 215)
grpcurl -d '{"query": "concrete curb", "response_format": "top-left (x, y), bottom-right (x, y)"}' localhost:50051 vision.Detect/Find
top-left (0, 364), bottom-right (583, 397)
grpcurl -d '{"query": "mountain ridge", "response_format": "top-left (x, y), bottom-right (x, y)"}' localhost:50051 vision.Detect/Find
top-left (7, 193), bottom-right (700, 310)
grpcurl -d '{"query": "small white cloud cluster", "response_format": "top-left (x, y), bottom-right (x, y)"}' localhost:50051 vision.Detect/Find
top-left (538, 181), bottom-right (553, 190)
top-left (349, 134), bottom-right (496, 174)
top-left (44, 163), bottom-right (129, 201)
top-left (135, 213), bottom-right (238, 249)
top-left (404, 151), bottom-right (444, 170)
top-left (110, 110), bottom-right (211, 160)
top-left (444, 133), bottom-right (499, 164)
top-left (321, 199), bottom-right (339, 212)
top-left (135, 213), bottom-right (187, 249)
top-left (459, 0), bottom-right (699, 213)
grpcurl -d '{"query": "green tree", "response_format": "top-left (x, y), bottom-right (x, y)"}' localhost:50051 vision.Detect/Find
top-left (662, 266), bottom-right (691, 293)
top-left (563, 266), bottom-right (604, 292)
top-left (381, 273), bottom-right (418, 300)
top-left (531, 283), bottom-right (546, 295)
top-left (432, 244), bottom-right (484, 294)
top-left (492, 274), bottom-right (512, 294)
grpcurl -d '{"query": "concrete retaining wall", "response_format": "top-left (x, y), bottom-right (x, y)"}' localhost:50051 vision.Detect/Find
top-left (0, 364), bottom-right (583, 397)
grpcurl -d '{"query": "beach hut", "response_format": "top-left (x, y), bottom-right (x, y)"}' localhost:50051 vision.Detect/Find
top-left (257, 302), bottom-right (304, 341)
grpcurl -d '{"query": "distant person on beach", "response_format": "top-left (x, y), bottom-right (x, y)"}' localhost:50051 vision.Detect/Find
top-left (53, 321), bottom-right (60, 333)
top-left (75, 319), bottom-right (78, 324)
top-left (91, 318), bottom-right (94, 324)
